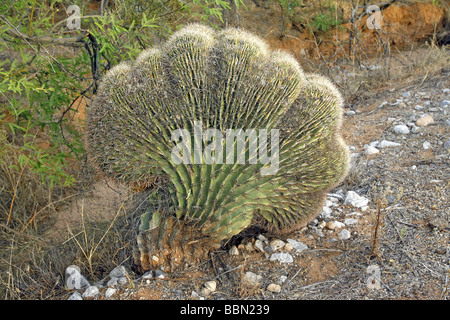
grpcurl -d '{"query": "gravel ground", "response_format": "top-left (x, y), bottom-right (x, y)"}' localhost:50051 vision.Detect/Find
top-left (64, 67), bottom-right (449, 302)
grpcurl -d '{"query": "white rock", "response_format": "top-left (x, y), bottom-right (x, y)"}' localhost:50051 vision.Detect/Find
top-left (279, 275), bottom-right (288, 284)
top-left (423, 141), bottom-right (431, 150)
top-left (346, 211), bottom-right (362, 216)
top-left (229, 245), bottom-right (239, 256)
top-left (326, 221), bottom-right (344, 230)
top-left (365, 145), bottom-right (380, 155)
top-left (318, 220), bottom-right (326, 229)
top-left (339, 229), bottom-right (351, 240)
top-left (257, 234), bottom-right (268, 242)
top-left (65, 265), bottom-right (90, 290)
top-left (267, 283), bottom-right (281, 293)
top-left (343, 218), bottom-right (358, 225)
top-left (254, 239), bottom-right (265, 252)
top-left (319, 206), bottom-right (333, 219)
top-left (243, 272), bottom-right (262, 286)
top-left (270, 252), bottom-right (294, 263)
top-left (344, 191), bottom-right (369, 208)
top-left (286, 239), bottom-right (308, 253)
top-left (327, 196), bottom-right (340, 203)
top-left (142, 271), bottom-right (153, 279)
top-left (82, 286), bottom-right (99, 298)
top-left (105, 288), bottom-right (117, 298)
top-left (118, 276), bottom-right (128, 285)
top-left (401, 91), bottom-right (411, 97)
top-left (109, 266), bottom-right (128, 279)
top-left (107, 277), bottom-right (118, 287)
top-left (154, 270), bottom-right (166, 279)
top-left (204, 281), bottom-right (217, 293)
top-left (68, 291), bottom-right (83, 300)
top-left (414, 105), bottom-right (424, 110)
top-left (378, 140), bottom-right (401, 148)
top-left (345, 110), bottom-right (356, 116)
top-left (334, 221), bottom-right (345, 228)
top-left (393, 124), bottom-right (410, 134)
top-left (440, 100), bottom-right (450, 107)
top-left (268, 239), bottom-right (285, 252)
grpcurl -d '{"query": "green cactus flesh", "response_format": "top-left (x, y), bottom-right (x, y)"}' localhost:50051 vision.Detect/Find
top-left (88, 24), bottom-right (349, 247)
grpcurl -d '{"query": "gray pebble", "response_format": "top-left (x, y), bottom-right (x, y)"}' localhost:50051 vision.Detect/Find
top-left (270, 252), bottom-right (294, 263)
top-left (68, 291), bottom-right (83, 300)
top-left (339, 229), bottom-right (351, 240)
top-left (109, 266), bottom-right (127, 279)
top-left (105, 288), bottom-right (117, 298)
top-left (82, 286), bottom-right (99, 298)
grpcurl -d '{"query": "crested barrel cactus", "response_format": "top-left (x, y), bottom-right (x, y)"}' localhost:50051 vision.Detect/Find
top-left (87, 24), bottom-right (349, 271)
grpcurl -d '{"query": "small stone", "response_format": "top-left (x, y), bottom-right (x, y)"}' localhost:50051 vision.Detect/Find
top-left (401, 91), bottom-right (411, 97)
top-left (416, 115), bottom-right (434, 127)
top-left (279, 275), bottom-right (288, 284)
top-left (339, 229), bottom-right (351, 240)
top-left (284, 242), bottom-right (293, 252)
top-left (257, 234), bottom-right (268, 242)
top-left (344, 218), bottom-right (358, 225)
top-left (345, 110), bottom-right (356, 116)
top-left (435, 247), bottom-right (447, 255)
top-left (440, 100), bottom-right (450, 107)
top-left (118, 276), bottom-right (128, 285)
top-left (243, 272), bottom-right (262, 286)
top-left (365, 145), bottom-right (380, 155)
top-left (286, 239), bottom-right (308, 253)
top-left (107, 277), bottom-right (118, 287)
top-left (444, 140), bottom-right (450, 149)
top-left (318, 220), bottom-right (326, 229)
top-left (270, 252), bottom-right (294, 263)
top-left (142, 271), bottom-right (153, 279)
top-left (154, 269), bottom-right (166, 279)
top-left (267, 283), bottom-right (281, 293)
top-left (65, 265), bottom-right (90, 290)
top-left (254, 239), bottom-right (265, 252)
top-left (82, 286), bottom-right (99, 299)
top-left (423, 141), bottom-right (431, 150)
top-left (268, 239), bottom-right (285, 252)
top-left (393, 124), bottom-right (410, 134)
top-left (345, 191), bottom-right (369, 208)
top-left (325, 221), bottom-right (336, 230)
top-left (378, 140), bottom-right (401, 148)
top-left (204, 281), bottom-right (217, 293)
top-left (229, 245), bottom-right (239, 256)
top-left (319, 206), bottom-right (333, 219)
top-left (414, 105), bottom-right (424, 110)
top-left (68, 291), bottom-right (83, 300)
top-left (109, 266), bottom-right (127, 279)
top-left (105, 288), bottom-right (117, 298)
